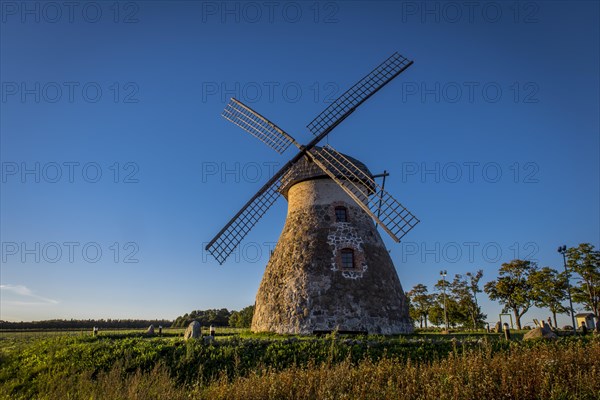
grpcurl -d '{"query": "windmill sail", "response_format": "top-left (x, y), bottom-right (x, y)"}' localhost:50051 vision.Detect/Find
top-left (207, 52), bottom-right (416, 264)
top-left (205, 176), bottom-right (283, 264)
top-left (306, 52), bottom-right (413, 137)
top-left (222, 98), bottom-right (297, 154)
top-left (308, 145), bottom-right (419, 242)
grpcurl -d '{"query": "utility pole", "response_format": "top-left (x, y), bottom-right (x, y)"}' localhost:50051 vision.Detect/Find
top-left (440, 270), bottom-right (449, 331)
top-left (558, 245), bottom-right (577, 335)
top-left (466, 271), bottom-right (480, 329)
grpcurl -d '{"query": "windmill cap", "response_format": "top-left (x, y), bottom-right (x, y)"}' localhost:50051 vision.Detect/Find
top-left (279, 146), bottom-right (375, 198)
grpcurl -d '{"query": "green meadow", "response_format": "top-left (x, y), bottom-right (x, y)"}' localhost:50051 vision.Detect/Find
top-left (1, 329), bottom-right (598, 399)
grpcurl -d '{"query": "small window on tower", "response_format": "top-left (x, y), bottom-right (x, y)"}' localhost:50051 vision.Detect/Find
top-left (340, 248), bottom-right (354, 269)
top-left (335, 206), bottom-right (347, 222)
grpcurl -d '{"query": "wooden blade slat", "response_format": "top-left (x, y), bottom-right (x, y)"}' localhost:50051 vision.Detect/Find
top-left (205, 178), bottom-right (282, 264)
top-left (308, 145), bottom-right (419, 242)
top-left (223, 98), bottom-right (296, 154)
top-left (306, 53), bottom-right (413, 137)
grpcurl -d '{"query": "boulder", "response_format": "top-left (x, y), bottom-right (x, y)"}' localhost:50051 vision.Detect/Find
top-left (146, 325), bottom-right (155, 335)
top-left (494, 322), bottom-right (502, 333)
top-left (524, 325), bottom-right (557, 341)
top-left (184, 321), bottom-right (201, 340)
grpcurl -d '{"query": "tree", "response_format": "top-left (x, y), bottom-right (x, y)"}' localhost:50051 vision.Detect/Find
top-left (433, 278), bottom-right (451, 328)
top-left (172, 308), bottom-right (232, 327)
top-left (530, 267), bottom-right (569, 328)
top-left (429, 272), bottom-right (487, 330)
top-left (567, 243), bottom-right (600, 321)
top-left (433, 279), bottom-right (463, 328)
top-left (484, 259), bottom-right (538, 330)
top-left (451, 272), bottom-right (486, 329)
top-left (406, 295), bottom-right (422, 329)
top-left (427, 298), bottom-right (446, 327)
top-left (465, 270), bottom-right (484, 313)
top-left (407, 284), bottom-right (434, 328)
top-left (229, 305), bottom-right (255, 328)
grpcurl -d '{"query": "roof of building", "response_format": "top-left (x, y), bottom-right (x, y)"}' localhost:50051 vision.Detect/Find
top-left (575, 313), bottom-right (596, 317)
top-left (278, 147), bottom-right (375, 198)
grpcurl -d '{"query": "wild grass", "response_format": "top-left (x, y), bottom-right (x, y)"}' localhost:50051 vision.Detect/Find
top-left (200, 338), bottom-right (600, 400)
top-left (1, 332), bottom-right (598, 400)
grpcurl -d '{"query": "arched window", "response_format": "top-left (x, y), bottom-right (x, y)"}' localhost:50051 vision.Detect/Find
top-left (340, 248), bottom-right (354, 269)
top-left (335, 206), bottom-right (347, 222)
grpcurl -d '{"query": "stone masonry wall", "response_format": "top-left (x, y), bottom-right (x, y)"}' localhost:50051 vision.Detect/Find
top-left (251, 179), bottom-right (413, 334)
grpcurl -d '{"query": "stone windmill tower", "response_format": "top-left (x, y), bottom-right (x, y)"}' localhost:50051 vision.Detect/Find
top-left (206, 53), bottom-right (419, 334)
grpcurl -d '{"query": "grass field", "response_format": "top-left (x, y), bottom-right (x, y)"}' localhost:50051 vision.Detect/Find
top-left (1, 329), bottom-right (598, 399)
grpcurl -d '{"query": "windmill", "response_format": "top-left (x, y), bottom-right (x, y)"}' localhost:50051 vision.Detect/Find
top-left (206, 52), bottom-right (420, 334)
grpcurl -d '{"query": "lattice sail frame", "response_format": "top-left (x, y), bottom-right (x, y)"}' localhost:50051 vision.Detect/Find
top-left (206, 52), bottom-right (417, 264)
top-left (308, 145), bottom-right (419, 242)
top-left (307, 52), bottom-right (412, 137)
top-left (205, 178), bottom-right (283, 264)
top-left (222, 98), bottom-right (296, 154)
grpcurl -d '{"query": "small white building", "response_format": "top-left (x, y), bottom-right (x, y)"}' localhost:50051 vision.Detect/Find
top-left (575, 313), bottom-right (596, 329)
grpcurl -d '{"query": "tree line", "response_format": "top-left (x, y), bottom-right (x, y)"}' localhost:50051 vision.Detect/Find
top-left (1, 306), bottom-right (257, 330)
top-left (171, 305), bottom-right (255, 328)
top-left (0, 319), bottom-right (173, 330)
top-left (406, 243), bottom-right (600, 330)
top-left (407, 270), bottom-right (486, 329)
top-left (3, 244), bottom-right (596, 332)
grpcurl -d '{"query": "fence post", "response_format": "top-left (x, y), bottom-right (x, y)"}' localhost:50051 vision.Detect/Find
top-left (503, 323), bottom-right (511, 340)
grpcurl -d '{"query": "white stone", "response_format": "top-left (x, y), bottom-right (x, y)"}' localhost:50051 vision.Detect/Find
top-left (184, 321), bottom-right (201, 340)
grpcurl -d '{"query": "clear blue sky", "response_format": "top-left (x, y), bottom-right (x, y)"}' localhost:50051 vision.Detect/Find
top-left (1, 1), bottom-right (598, 327)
